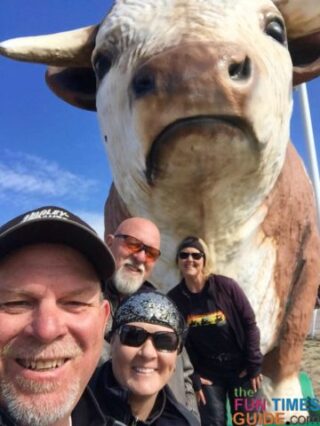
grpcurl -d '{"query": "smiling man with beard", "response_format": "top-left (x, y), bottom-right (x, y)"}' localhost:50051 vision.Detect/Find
top-left (104, 218), bottom-right (161, 312)
top-left (0, 206), bottom-right (121, 426)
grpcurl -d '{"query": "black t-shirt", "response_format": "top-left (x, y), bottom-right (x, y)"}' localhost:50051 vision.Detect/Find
top-left (185, 282), bottom-right (243, 379)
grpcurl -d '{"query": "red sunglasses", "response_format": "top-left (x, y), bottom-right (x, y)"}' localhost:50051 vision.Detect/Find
top-left (115, 234), bottom-right (161, 262)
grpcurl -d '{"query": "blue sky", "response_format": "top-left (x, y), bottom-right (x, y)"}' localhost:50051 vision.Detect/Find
top-left (0, 1), bottom-right (319, 236)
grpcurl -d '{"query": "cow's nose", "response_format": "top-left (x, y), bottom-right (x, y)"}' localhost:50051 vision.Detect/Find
top-left (130, 42), bottom-right (254, 101)
top-left (228, 56), bottom-right (251, 81)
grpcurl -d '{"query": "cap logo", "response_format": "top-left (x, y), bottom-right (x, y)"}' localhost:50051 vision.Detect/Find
top-left (21, 208), bottom-right (70, 223)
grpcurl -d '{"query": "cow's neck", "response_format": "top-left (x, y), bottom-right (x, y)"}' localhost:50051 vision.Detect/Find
top-left (128, 159), bottom-right (283, 354)
top-left (139, 164), bottom-right (279, 251)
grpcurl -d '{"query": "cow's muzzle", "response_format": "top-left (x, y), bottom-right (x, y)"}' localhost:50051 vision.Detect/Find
top-left (145, 115), bottom-right (259, 185)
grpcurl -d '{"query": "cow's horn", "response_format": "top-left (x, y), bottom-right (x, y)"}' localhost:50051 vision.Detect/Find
top-left (0, 25), bottom-right (98, 67)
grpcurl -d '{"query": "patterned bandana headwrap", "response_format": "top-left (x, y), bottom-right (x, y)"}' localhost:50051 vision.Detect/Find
top-left (110, 291), bottom-right (186, 337)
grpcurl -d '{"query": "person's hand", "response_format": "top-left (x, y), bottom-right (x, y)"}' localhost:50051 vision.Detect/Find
top-left (200, 377), bottom-right (213, 386)
top-left (250, 374), bottom-right (263, 392)
top-left (238, 369), bottom-right (247, 378)
top-left (196, 377), bottom-right (213, 405)
top-left (196, 389), bottom-right (206, 405)
top-left (238, 370), bottom-right (263, 392)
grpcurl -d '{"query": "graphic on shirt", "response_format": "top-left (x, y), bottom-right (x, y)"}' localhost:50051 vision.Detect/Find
top-left (187, 310), bottom-right (226, 327)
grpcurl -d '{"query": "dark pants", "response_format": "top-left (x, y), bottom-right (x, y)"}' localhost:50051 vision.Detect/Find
top-left (199, 375), bottom-right (261, 426)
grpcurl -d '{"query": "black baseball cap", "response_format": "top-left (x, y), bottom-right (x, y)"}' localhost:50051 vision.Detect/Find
top-left (0, 206), bottom-right (115, 287)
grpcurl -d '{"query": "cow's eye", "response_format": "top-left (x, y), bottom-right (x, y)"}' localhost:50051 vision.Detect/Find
top-left (93, 53), bottom-right (112, 80)
top-left (265, 19), bottom-right (286, 45)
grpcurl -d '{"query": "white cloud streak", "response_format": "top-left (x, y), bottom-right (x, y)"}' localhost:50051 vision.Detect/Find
top-left (0, 150), bottom-right (97, 200)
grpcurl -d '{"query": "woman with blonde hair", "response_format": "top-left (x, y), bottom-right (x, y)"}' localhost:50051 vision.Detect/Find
top-left (168, 236), bottom-right (262, 426)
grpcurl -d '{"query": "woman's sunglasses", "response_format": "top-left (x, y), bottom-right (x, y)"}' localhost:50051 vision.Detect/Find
top-left (118, 324), bottom-right (179, 352)
top-left (179, 251), bottom-right (204, 260)
top-left (115, 234), bottom-right (161, 262)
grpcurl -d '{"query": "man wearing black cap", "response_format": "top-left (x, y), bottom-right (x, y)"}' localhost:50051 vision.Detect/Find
top-left (0, 206), bottom-right (121, 426)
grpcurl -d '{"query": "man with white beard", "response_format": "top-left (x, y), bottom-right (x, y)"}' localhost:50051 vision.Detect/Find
top-left (0, 206), bottom-right (122, 426)
top-left (103, 218), bottom-right (200, 420)
top-left (104, 218), bottom-right (161, 313)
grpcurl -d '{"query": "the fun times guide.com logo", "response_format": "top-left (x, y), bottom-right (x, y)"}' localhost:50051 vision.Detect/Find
top-left (232, 387), bottom-right (320, 425)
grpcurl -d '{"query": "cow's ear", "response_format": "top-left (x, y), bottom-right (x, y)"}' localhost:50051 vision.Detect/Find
top-left (45, 66), bottom-right (96, 111)
top-left (290, 31), bottom-right (320, 85)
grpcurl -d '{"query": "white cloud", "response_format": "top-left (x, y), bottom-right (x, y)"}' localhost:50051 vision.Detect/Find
top-left (0, 150), bottom-right (98, 200)
top-left (0, 150), bottom-right (109, 233)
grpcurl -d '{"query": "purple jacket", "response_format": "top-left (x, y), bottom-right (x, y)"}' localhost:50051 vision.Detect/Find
top-left (168, 274), bottom-right (262, 383)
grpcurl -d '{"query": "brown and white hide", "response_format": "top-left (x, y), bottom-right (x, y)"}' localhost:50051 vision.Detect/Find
top-left (1, 0), bottom-right (320, 418)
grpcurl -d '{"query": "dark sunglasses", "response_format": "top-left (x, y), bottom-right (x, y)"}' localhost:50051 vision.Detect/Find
top-left (118, 324), bottom-right (180, 352)
top-left (115, 234), bottom-right (161, 262)
top-left (179, 251), bottom-right (204, 260)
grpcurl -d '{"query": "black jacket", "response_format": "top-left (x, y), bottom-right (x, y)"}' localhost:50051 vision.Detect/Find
top-left (168, 274), bottom-right (262, 382)
top-left (104, 279), bottom-right (155, 317)
top-left (91, 361), bottom-right (200, 426)
top-left (0, 387), bottom-right (122, 426)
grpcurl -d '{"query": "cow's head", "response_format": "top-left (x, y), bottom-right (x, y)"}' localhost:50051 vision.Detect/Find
top-left (1, 0), bottom-right (320, 229)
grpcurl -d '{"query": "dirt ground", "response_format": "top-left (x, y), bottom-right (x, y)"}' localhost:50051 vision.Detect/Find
top-left (300, 337), bottom-right (320, 397)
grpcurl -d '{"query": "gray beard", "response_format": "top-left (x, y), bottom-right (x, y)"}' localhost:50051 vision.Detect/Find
top-left (0, 376), bottom-right (80, 426)
top-left (113, 266), bottom-right (144, 296)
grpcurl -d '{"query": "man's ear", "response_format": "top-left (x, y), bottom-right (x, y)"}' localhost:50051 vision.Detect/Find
top-left (102, 300), bottom-right (111, 329)
top-left (105, 234), bottom-right (114, 248)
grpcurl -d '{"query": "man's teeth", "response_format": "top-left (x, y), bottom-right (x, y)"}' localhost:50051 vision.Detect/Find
top-left (126, 264), bottom-right (142, 273)
top-left (134, 367), bottom-right (155, 373)
top-left (18, 359), bottom-right (66, 370)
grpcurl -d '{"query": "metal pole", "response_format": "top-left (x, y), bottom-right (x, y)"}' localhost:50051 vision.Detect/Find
top-left (298, 83), bottom-right (320, 227)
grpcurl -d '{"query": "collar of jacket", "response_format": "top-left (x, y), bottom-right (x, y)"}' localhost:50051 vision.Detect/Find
top-left (71, 386), bottom-right (110, 426)
top-left (0, 407), bottom-right (16, 426)
top-left (179, 276), bottom-right (213, 297)
top-left (105, 279), bottom-right (156, 315)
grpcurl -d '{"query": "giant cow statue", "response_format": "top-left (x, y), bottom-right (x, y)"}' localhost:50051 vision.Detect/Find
top-left (1, 0), bottom-right (320, 417)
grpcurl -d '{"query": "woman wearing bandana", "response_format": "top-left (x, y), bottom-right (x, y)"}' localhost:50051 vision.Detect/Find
top-left (168, 236), bottom-right (263, 426)
top-left (92, 291), bottom-right (200, 426)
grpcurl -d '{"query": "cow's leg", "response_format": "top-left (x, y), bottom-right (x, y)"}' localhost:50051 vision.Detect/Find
top-left (262, 374), bottom-right (303, 421)
top-left (262, 240), bottom-right (319, 420)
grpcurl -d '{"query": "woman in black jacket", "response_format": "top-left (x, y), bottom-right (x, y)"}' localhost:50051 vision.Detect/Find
top-left (93, 291), bottom-right (200, 426)
top-left (168, 236), bottom-right (263, 426)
